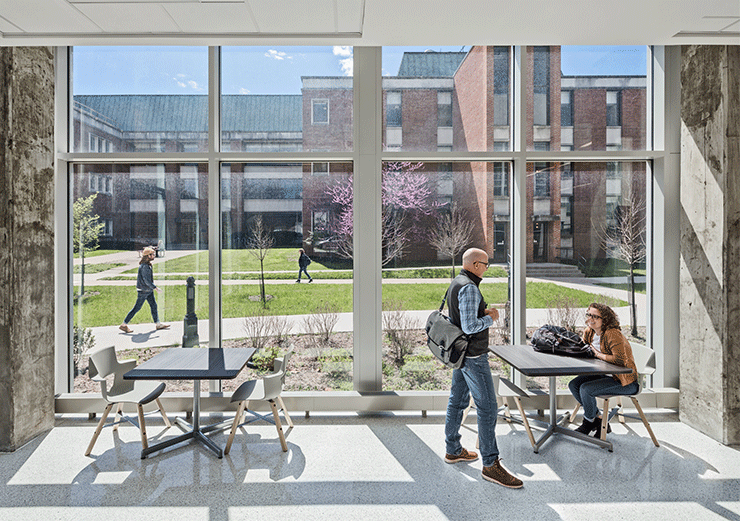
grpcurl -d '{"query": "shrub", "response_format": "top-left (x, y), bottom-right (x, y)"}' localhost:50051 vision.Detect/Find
top-left (545, 294), bottom-right (579, 332)
top-left (302, 301), bottom-right (339, 346)
top-left (73, 326), bottom-right (95, 376)
top-left (250, 344), bottom-right (280, 372)
top-left (382, 298), bottom-right (420, 365)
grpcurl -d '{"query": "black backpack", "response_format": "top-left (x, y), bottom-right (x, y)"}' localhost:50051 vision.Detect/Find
top-left (531, 324), bottom-right (593, 358)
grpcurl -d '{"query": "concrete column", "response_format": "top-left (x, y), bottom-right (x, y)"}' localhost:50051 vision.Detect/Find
top-left (0, 47), bottom-right (56, 451)
top-left (679, 45), bottom-right (740, 445)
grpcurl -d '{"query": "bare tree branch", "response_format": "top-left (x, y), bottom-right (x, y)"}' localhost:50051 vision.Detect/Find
top-left (246, 215), bottom-right (274, 308)
top-left (428, 203), bottom-right (473, 279)
top-left (593, 191), bottom-right (646, 336)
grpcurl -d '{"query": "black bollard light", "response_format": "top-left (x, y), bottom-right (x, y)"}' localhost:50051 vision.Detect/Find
top-left (182, 276), bottom-right (200, 348)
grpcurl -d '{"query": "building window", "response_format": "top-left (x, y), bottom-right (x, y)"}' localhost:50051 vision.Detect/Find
top-left (312, 162), bottom-right (329, 175)
top-left (561, 90), bottom-right (573, 127)
top-left (386, 91), bottom-right (402, 127)
top-left (533, 47), bottom-right (550, 126)
top-left (494, 162), bottom-right (508, 197)
top-left (437, 91), bottom-right (452, 127)
top-left (606, 90), bottom-right (621, 127)
top-left (493, 47), bottom-right (510, 127)
top-left (312, 99), bottom-right (329, 124)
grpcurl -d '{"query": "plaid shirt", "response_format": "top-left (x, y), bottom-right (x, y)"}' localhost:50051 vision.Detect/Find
top-left (457, 283), bottom-right (493, 335)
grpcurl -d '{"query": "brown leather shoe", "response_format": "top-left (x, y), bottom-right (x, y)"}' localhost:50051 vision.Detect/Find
top-left (482, 458), bottom-right (523, 488)
top-left (155, 323), bottom-right (170, 330)
top-left (444, 447), bottom-right (479, 463)
top-left (119, 324), bottom-right (133, 333)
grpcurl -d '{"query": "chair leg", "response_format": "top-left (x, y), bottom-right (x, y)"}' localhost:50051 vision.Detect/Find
top-left (617, 397), bottom-right (626, 424)
top-left (570, 403), bottom-right (580, 424)
top-left (599, 398), bottom-right (610, 441)
top-left (513, 396), bottom-right (537, 449)
top-left (503, 398), bottom-right (513, 423)
top-left (155, 398), bottom-right (172, 428)
top-left (270, 400), bottom-right (288, 452)
top-left (85, 402), bottom-right (115, 456)
top-left (136, 404), bottom-right (149, 450)
top-left (277, 396), bottom-right (293, 428)
top-left (112, 403), bottom-right (123, 432)
top-left (631, 396), bottom-right (659, 447)
top-left (225, 400), bottom-right (247, 455)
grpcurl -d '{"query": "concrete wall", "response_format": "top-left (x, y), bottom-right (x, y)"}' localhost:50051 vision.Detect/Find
top-left (0, 47), bottom-right (56, 451)
top-left (679, 45), bottom-right (740, 445)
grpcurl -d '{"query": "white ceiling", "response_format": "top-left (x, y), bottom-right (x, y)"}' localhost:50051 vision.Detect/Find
top-left (0, 0), bottom-right (738, 46)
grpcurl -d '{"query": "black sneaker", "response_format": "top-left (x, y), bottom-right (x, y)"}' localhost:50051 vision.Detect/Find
top-left (444, 447), bottom-right (478, 464)
top-left (482, 459), bottom-right (523, 488)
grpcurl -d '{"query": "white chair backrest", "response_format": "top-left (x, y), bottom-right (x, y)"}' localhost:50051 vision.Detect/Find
top-left (88, 346), bottom-right (119, 380)
top-left (630, 343), bottom-right (655, 376)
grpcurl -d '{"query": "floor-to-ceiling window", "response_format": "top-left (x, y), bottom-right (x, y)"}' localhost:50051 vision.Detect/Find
top-left (61, 44), bottom-right (663, 399)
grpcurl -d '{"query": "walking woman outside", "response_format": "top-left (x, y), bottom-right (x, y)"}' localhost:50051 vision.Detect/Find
top-left (119, 246), bottom-right (170, 333)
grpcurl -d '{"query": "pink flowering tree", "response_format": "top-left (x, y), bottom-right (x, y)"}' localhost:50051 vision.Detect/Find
top-left (325, 162), bottom-right (438, 266)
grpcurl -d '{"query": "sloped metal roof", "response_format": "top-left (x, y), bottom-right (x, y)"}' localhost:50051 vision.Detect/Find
top-left (74, 94), bottom-right (302, 132)
top-left (396, 52), bottom-right (467, 77)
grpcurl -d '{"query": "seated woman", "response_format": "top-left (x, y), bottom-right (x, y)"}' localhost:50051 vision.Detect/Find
top-left (568, 302), bottom-right (639, 436)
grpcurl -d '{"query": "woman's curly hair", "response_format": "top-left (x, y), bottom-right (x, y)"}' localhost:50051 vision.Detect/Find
top-left (588, 302), bottom-right (620, 332)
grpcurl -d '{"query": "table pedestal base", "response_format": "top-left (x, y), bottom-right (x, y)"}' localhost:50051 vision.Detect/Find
top-left (140, 385), bottom-right (227, 459)
top-left (531, 376), bottom-right (614, 453)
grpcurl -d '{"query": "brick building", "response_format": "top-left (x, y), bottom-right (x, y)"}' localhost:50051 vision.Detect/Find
top-left (72, 45), bottom-right (645, 267)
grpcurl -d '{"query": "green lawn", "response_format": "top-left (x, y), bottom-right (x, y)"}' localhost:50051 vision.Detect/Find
top-left (135, 248), bottom-right (328, 274)
top-left (74, 249), bottom-right (125, 259)
top-left (74, 262), bottom-right (126, 274)
top-left (73, 281), bottom-right (627, 327)
top-left (594, 282), bottom-right (647, 294)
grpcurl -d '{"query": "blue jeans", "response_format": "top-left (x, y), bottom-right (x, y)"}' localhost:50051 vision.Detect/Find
top-left (445, 353), bottom-right (499, 466)
top-left (297, 266), bottom-right (312, 281)
top-left (568, 375), bottom-right (639, 422)
top-left (124, 290), bottom-right (158, 324)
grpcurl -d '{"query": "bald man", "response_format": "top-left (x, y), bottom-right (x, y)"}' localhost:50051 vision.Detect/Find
top-left (443, 247), bottom-right (523, 488)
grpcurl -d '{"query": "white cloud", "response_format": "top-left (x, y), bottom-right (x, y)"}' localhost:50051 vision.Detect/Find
top-left (265, 49), bottom-right (290, 60)
top-left (173, 76), bottom-right (204, 92)
top-left (339, 57), bottom-right (353, 76)
top-left (239, 87), bottom-right (251, 94)
top-left (333, 47), bottom-right (353, 76)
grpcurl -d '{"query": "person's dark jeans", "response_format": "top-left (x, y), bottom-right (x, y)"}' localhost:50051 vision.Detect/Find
top-left (297, 266), bottom-right (312, 281)
top-left (445, 353), bottom-right (500, 466)
top-left (568, 374), bottom-right (639, 421)
top-left (124, 290), bottom-right (158, 324)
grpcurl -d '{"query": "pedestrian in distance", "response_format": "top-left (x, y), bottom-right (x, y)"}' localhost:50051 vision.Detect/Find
top-left (296, 248), bottom-right (313, 283)
top-left (119, 246), bottom-right (170, 333)
top-left (443, 247), bottom-right (523, 489)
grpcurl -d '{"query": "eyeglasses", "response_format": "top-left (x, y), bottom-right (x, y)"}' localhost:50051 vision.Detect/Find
top-left (475, 261), bottom-right (490, 268)
top-left (585, 312), bottom-right (602, 320)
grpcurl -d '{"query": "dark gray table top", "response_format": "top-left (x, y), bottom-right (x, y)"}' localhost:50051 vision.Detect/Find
top-left (123, 347), bottom-right (256, 380)
top-left (489, 344), bottom-right (633, 377)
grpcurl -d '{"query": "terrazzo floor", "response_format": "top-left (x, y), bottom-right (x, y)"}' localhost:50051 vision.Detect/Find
top-left (1, 409), bottom-right (739, 521)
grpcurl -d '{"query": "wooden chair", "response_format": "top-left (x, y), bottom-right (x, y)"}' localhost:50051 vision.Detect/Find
top-left (571, 343), bottom-right (659, 447)
top-left (85, 346), bottom-right (171, 456)
top-left (461, 375), bottom-right (549, 449)
top-left (225, 347), bottom-right (294, 455)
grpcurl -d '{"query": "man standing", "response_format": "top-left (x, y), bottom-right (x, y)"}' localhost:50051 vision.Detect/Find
top-left (296, 248), bottom-right (313, 283)
top-left (444, 247), bottom-right (522, 488)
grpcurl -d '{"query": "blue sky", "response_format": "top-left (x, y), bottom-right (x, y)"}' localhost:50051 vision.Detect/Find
top-left (72, 45), bottom-right (647, 95)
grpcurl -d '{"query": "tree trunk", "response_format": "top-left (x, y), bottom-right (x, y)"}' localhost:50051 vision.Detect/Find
top-left (450, 257), bottom-right (456, 280)
top-left (80, 247), bottom-right (85, 297)
top-left (259, 258), bottom-right (266, 307)
top-left (629, 264), bottom-right (637, 337)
